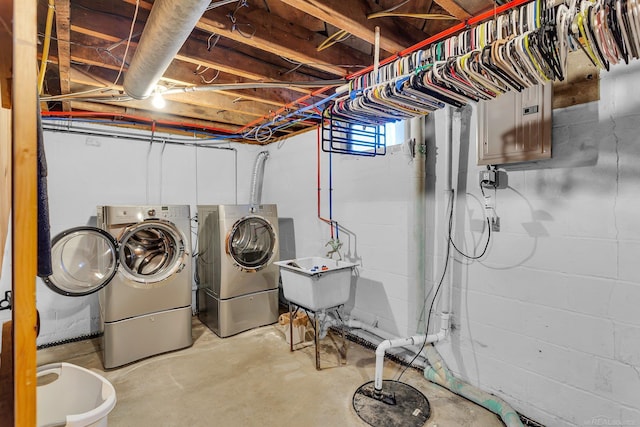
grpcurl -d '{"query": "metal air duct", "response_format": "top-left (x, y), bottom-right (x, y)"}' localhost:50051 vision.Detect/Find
top-left (123, 0), bottom-right (211, 100)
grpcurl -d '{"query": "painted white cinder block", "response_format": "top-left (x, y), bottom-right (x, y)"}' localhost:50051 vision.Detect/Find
top-left (15, 58), bottom-right (640, 427)
top-left (614, 322), bottom-right (640, 366)
top-left (32, 127), bottom-right (254, 345)
top-left (608, 282), bottom-right (640, 326)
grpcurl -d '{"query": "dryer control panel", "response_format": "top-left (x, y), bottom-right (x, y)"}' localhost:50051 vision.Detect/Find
top-left (100, 205), bottom-right (191, 225)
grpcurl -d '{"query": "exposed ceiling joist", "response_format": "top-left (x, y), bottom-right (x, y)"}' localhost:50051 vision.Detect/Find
top-left (279, 0), bottom-right (430, 54)
top-left (432, 0), bottom-right (472, 19)
top-left (68, 100), bottom-right (242, 133)
top-left (54, 0), bottom-right (72, 111)
top-left (68, 4), bottom-right (319, 92)
top-left (36, 0), bottom-right (500, 142)
top-left (121, 0), bottom-right (371, 76)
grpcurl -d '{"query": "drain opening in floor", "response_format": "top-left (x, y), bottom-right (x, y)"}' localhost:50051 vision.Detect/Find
top-left (353, 380), bottom-right (431, 427)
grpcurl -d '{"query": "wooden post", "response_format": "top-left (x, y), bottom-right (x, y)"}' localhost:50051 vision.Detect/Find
top-left (12, 0), bottom-right (39, 425)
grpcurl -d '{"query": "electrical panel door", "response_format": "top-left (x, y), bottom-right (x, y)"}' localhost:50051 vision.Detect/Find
top-left (477, 83), bottom-right (552, 165)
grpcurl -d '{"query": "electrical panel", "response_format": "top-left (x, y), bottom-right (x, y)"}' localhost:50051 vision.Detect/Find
top-left (477, 83), bottom-right (552, 165)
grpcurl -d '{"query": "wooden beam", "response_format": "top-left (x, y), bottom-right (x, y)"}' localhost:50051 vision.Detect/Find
top-left (54, 0), bottom-right (71, 111)
top-left (13, 0), bottom-right (39, 425)
top-left (68, 101), bottom-right (242, 133)
top-left (121, 0), bottom-right (371, 76)
top-left (0, 0), bottom-right (12, 108)
top-left (279, 0), bottom-right (428, 54)
top-left (552, 50), bottom-right (600, 109)
top-left (0, 321), bottom-right (14, 427)
top-left (72, 60), bottom-right (296, 108)
top-left (62, 65), bottom-right (278, 118)
top-left (0, 105), bottom-right (9, 285)
top-left (48, 65), bottom-right (280, 123)
top-left (432, 0), bottom-right (472, 20)
top-left (67, 5), bottom-right (321, 91)
top-left (97, 97), bottom-right (258, 127)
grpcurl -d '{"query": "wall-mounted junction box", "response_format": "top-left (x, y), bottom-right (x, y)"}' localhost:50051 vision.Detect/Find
top-left (480, 169), bottom-right (508, 189)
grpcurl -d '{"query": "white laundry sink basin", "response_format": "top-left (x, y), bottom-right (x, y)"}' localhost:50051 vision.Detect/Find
top-left (275, 257), bottom-right (356, 311)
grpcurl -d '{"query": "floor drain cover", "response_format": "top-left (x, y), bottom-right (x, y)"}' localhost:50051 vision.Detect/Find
top-left (353, 380), bottom-right (431, 427)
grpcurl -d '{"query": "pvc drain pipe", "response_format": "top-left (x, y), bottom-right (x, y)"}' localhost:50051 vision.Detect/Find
top-left (423, 345), bottom-right (523, 427)
top-left (373, 313), bottom-right (449, 394)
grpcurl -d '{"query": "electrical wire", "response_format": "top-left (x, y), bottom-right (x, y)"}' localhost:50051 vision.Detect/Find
top-left (396, 182), bottom-right (492, 381)
top-left (449, 183), bottom-right (492, 260)
top-left (112, 0), bottom-right (139, 86)
top-left (38, 0), bottom-right (140, 101)
top-left (206, 33), bottom-right (221, 51)
top-left (317, 29), bottom-right (352, 52)
top-left (396, 189), bottom-right (455, 382)
top-left (40, 79), bottom-right (346, 102)
top-left (365, 0), bottom-right (454, 20)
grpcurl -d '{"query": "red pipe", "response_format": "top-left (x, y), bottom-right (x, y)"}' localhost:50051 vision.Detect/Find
top-left (40, 110), bottom-right (236, 134)
top-left (237, 85), bottom-right (333, 134)
top-left (347, 0), bottom-right (533, 80)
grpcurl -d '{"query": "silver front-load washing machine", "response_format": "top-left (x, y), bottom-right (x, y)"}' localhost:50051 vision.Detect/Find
top-left (197, 204), bottom-right (279, 337)
top-left (44, 205), bottom-right (193, 368)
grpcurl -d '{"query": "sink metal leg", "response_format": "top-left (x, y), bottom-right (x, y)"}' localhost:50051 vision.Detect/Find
top-left (336, 308), bottom-right (347, 364)
top-left (288, 302), bottom-right (293, 353)
top-left (341, 314), bottom-right (347, 364)
top-left (314, 313), bottom-right (320, 370)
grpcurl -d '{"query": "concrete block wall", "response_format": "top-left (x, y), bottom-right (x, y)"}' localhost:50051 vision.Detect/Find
top-left (0, 60), bottom-right (637, 426)
top-left (434, 60), bottom-right (640, 426)
top-left (266, 62), bottom-right (640, 425)
top-left (264, 136), bottom-right (419, 336)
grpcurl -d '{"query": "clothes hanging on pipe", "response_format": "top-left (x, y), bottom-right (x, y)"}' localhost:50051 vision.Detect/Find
top-left (331, 0), bottom-right (639, 124)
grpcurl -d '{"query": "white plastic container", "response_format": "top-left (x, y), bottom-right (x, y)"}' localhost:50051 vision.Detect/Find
top-left (275, 257), bottom-right (356, 311)
top-left (37, 362), bottom-right (117, 427)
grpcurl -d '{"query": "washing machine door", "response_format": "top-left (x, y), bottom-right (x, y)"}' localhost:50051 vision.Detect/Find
top-left (43, 227), bottom-right (119, 296)
top-left (116, 219), bottom-right (188, 286)
top-left (226, 215), bottom-right (277, 272)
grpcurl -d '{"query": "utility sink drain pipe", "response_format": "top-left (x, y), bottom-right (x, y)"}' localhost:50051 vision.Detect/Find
top-left (373, 114), bottom-right (450, 397)
top-left (420, 106), bottom-right (523, 427)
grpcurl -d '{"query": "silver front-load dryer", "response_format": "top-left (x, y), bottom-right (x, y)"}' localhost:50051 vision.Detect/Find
top-left (43, 205), bottom-right (193, 368)
top-left (197, 204), bottom-right (279, 337)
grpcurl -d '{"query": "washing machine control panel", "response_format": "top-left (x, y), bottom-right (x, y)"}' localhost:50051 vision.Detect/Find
top-left (101, 205), bottom-right (191, 223)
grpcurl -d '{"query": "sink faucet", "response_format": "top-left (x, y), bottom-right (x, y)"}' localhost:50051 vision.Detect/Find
top-left (325, 238), bottom-right (343, 260)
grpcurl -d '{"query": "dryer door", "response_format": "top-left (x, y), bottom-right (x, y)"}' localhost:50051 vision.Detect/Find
top-left (226, 215), bottom-right (277, 272)
top-left (43, 227), bottom-right (119, 296)
top-left (116, 219), bottom-right (188, 286)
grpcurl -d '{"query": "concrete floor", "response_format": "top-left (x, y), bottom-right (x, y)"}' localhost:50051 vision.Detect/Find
top-left (37, 317), bottom-right (505, 427)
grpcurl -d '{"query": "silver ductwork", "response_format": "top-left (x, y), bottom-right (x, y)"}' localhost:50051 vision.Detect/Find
top-left (123, 0), bottom-right (211, 100)
top-left (249, 151), bottom-right (269, 207)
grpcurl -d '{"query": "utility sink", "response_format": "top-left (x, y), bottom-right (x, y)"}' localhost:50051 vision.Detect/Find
top-left (275, 257), bottom-right (356, 311)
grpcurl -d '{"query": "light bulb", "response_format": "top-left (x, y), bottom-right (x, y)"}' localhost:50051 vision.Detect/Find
top-left (152, 92), bottom-right (166, 109)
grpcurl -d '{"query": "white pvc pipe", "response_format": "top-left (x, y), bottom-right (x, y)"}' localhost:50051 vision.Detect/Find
top-left (420, 105), bottom-right (522, 427)
top-left (319, 315), bottom-right (430, 367)
top-left (373, 313), bottom-right (449, 392)
top-left (373, 26), bottom-right (380, 83)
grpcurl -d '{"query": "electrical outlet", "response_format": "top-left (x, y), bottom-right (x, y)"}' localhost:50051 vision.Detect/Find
top-left (479, 169), bottom-right (508, 189)
top-left (491, 217), bottom-right (500, 232)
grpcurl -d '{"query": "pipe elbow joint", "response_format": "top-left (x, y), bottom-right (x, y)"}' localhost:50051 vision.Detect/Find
top-left (375, 340), bottom-right (392, 357)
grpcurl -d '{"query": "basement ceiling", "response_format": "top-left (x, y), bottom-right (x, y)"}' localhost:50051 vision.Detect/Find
top-left (37, 0), bottom-right (497, 143)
